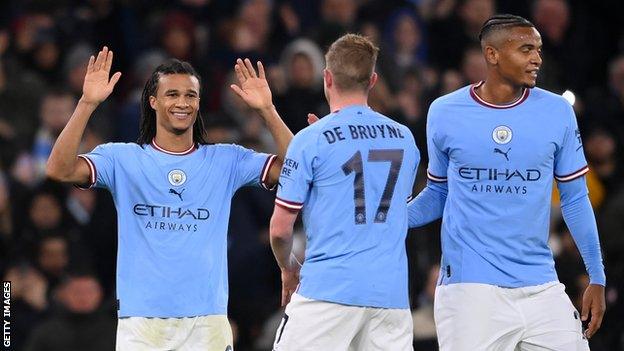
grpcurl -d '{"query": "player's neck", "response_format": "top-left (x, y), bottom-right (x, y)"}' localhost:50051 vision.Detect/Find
top-left (153, 131), bottom-right (194, 153)
top-left (328, 92), bottom-right (368, 113)
top-left (477, 78), bottom-right (525, 106)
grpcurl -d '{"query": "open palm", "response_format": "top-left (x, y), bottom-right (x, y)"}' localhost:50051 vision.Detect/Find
top-left (230, 58), bottom-right (273, 111)
top-left (82, 46), bottom-right (122, 105)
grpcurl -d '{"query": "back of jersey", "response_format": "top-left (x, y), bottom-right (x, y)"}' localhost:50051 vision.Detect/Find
top-left (276, 105), bottom-right (419, 309)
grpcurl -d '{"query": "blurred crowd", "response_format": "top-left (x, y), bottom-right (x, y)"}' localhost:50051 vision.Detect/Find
top-left (0, 0), bottom-right (623, 350)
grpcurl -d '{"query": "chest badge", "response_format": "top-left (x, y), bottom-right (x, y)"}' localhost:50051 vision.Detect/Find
top-left (168, 169), bottom-right (187, 186)
top-left (492, 125), bottom-right (513, 144)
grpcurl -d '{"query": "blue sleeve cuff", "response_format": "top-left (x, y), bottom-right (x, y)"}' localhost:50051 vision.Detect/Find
top-left (408, 180), bottom-right (447, 228)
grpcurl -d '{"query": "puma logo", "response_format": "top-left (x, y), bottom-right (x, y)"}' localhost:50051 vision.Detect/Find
top-left (169, 188), bottom-right (185, 201)
top-left (494, 148), bottom-right (511, 161)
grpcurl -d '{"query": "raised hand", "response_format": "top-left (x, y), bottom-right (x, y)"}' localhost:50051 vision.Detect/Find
top-left (82, 46), bottom-right (122, 105)
top-left (230, 58), bottom-right (273, 112)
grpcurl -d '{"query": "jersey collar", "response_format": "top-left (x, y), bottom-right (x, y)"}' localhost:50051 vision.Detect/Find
top-left (150, 139), bottom-right (197, 156)
top-left (470, 81), bottom-right (530, 109)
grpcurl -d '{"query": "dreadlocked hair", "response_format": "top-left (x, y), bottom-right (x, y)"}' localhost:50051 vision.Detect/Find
top-left (478, 14), bottom-right (535, 42)
top-left (137, 59), bottom-right (208, 145)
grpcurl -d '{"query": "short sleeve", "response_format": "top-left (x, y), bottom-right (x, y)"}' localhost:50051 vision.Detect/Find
top-left (554, 104), bottom-right (589, 182)
top-left (275, 130), bottom-right (317, 211)
top-left (426, 103), bottom-right (449, 183)
top-left (77, 143), bottom-right (117, 190)
top-left (232, 145), bottom-right (277, 190)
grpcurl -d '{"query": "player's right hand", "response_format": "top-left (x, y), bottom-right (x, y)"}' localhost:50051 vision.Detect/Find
top-left (581, 284), bottom-right (606, 338)
top-left (280, 254), bottom-right (301, 306)
top-left (81, 46), bottom-right (122, 105)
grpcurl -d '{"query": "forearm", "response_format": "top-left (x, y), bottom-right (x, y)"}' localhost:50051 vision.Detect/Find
top-left (46, 99), bottom-right (97, 180)
top-left (559, 178), bottom-right (606, 285)
top-left (270, 205), bottom-right (298, 270)
top-left (258, 105), bottom-right (293, 161)
top-left (271, 234), bottom-right (295, 271)
top-left (408, 180), bottom-right (447, 228)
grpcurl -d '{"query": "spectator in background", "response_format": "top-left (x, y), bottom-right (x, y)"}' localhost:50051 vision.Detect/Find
top-left (439, 68), bottom-right (464, 95)
top-left (16, 185), bottom-right (78, 261)
top-left (460, 45), bottom-right (487, 84)
top-left (227, 0), bottom-right (274, 59)
top-left (29, 28), bottom-right (62, 86)
top-left (0, 1), bottom-right (618, 349)
top-left (12, 13), bottom-right (56, 70)
top-left (586, 55), bottom-right (624, 161)
top-left (395, 67), bottom-right (426, 125)
top-left (32, 89), bottom-right (76, 183)
top-left (583, 128), bottom-right (622, 194)
top-left (378, 8), bottom-right (427, 93)
top-left (531, 0), bottom-right (589, 93)
top-left (0, 33), bottom-right (45, 148)
top-left (312, 0), bottom-right (359, 49)
top-left (3, 265), bottom-right (48, 351)
top-left (24, 271), bottom-right (116, 351)
top-left (274, 39), bottom-right (327, 134)
top-left (160, 12), bottom-right (197, 64)
top-left (36, 234), bottom-right (70, 295)
top-left (429, 0), bottom-right (495, 70)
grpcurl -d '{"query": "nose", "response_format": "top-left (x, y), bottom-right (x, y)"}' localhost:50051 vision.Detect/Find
top-left (531, 50), bottom-right (542, 67)
top-left (175, 95), bottom-right (190, 107)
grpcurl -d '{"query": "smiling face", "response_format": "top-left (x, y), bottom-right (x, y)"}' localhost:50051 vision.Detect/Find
top-left (149, 73), bottom-right (200, 136)
top-left (488, 26), bottom-right (543, 88)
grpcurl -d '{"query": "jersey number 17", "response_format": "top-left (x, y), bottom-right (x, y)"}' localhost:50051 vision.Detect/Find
top-left (342, 149), bottom-right (404, 225)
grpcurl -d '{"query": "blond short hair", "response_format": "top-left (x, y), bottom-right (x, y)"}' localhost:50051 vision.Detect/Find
top-left (325, 34), bottom-right (379, 92)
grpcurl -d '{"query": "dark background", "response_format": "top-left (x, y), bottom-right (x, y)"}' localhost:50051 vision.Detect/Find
top-left (0, 0), bottom-right (623, 350)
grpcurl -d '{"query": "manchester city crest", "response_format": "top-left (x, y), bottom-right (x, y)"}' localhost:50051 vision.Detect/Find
top-left (492, 125), bottom-right (513, 144)
top-left (168, 169), bottom-right (187, 186)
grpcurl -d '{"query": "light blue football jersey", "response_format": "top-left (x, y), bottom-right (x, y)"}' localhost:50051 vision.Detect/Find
top-left (79, 140), bottom-right (276, 317)
top-left (276, 105), bottom-right (419, 309)
top-left (428, 82), bottom-right (589, 288)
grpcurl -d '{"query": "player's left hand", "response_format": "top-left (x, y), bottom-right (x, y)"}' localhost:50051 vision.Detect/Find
top-left (230, 58), bottom-right (273, 112)
top-left (307, 113), bottom-right (319, 125)
top-left (581, 284), bottom-right (606, 338)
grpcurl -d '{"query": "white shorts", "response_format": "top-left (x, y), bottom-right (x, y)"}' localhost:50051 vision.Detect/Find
top-left (434, 282), bottom-right (589, 351)
top-left (273, 293), bottom-right (413, 351)
top-left (116, 314), bottom-right (233, 351)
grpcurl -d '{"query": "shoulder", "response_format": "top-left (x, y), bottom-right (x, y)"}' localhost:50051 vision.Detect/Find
top-left (433, 85), bottom-right (472, 107)
top-left (90, 142), bottom-right (144, 155)
top-left (428, 85), bottom-right (472, 118)
top-left (529, 87), bottom-right (575, 121)
top-left (208, 143), bottom-right (255, 157)
top-left (528, 87), bottom-right (571, 109)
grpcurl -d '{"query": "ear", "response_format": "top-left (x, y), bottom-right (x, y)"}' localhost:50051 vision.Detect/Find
top-left (484, 46), bottom-right (498, 65)
top-left (149, 95), bottom-right (157, 110)
top-left (324, 69), bottom-right (332, 89)
top-left (368, 72), bottom-right (378, 90)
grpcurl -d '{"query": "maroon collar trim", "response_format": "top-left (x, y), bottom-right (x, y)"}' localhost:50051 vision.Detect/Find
top-left (150, 139), bottom-right (197, 155)
top-left (470, 81), bottom-right (530, 109)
